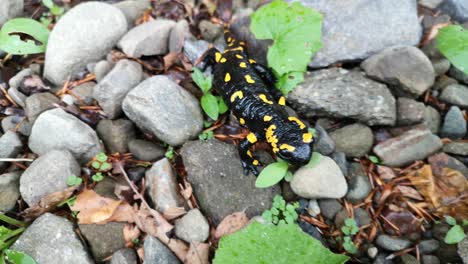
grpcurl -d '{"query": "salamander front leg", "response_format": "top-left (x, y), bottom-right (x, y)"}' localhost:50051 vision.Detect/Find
top-left (197, 47), bottom-right (220, 71)
top-left (238, 132), bottom-right (262, 176)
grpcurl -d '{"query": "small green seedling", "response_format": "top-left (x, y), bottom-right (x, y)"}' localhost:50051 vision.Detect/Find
top-left (192, 67), bottom-right (228, 121)
top-left (91, 172), bottom-right (105, 182)
top-left (91, 152), bottom-right (112, 171)
top-left (199, 130), bottom-right (214, 140)
top-left (40, 0), bottom-right (65, 26)
top-left (0, 214), bottom-right (37, 264)
top-left (444, 215), bottom-right (466, 244)
top-left (368, 155), bottom-right (380, 164)
top-left (341, 218), bottom-right (359, 254)
top-left (165, 146), bottom-right (175, 160)
top-left (66, 175), bottom-right (83, 187)
top-left (262, 195), bottom-right (299, 225)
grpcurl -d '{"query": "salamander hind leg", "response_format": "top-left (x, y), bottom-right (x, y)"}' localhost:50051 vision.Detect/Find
top-left (238, 132), bottom-right (262, 176)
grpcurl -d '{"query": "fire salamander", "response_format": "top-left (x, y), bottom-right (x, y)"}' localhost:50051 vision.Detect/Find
top-left (200, 26), bottom-right (314, 175)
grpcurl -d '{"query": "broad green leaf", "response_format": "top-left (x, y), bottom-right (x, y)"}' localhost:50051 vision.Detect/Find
top-left (217, 96), bottom-right (229, 114)
top-left (192, 67), bottom-right (212, 94)
top-left (42, 0), bottom-right (54, 9)
top-left (0, 18), bottom-right (49, 55)
top-left (4, 249), bottom-right (37, 264)
top-left (276, 71), bottom-right (304, 95)
top-left (445, 215), bottom-right (457, 226)
top-left (251, 0), bottom-right (323, 76)
top-left (255, 161), bottom-right (289, 188)
top-left (306, 152), bottom-right (322, 168)
top-left (368, 155), bottom-right (380, 164)
top-left (214, 222), bottom-right (349, 264)
top-left (444, 225), bottom-right (465, 244)
top-left (437, 25), bottom-right (468, 74)
top-left (201, 93), bottom-right (219, 120)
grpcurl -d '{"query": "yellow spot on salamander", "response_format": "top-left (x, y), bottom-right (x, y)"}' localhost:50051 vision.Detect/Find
top-left (263, 115), bottom-right (272, 122)
top-left (230, 91), bottom-right (243, 102)
top-left (247, 150), bottom-right (252, 157)
top-left (259, 94), bottom-right (273, 104)
top-left (239, 62), bottom-right (247, 68)
top-left (303, 132), bottom-right (313, 143)
top-left (236, 54), bottom-right (243, 59)
top-left (252, 160), bottom-right (259, 166)
top-left (266, 125), bottom-right (279, 153)
top-left (280, 144), bottom-right (296, 152)
top-left (215, 52), bottom-right (221, 62)
top-left (239, 41), bottom-right (245, 46)
top-left (225, 73), bottom-right (231, 82)
top-left (245, 75), bottom-right (255, 84)
top-left (249, 59), bottom-right (256, 64)
top-left (278, 96), bottom-right (286, 106)
top-left (228, 37), bottom-right (233, 43)
top-left (288, 116), bottom-right (306, 129)
top-left (247, 133), bottom-right (257, 143)
top-left (228, 42), bottom-right (234, 47)
top-left (220, 57), bottom-right (227, 63)
top-left (239, 118), bottom-right (246, 125)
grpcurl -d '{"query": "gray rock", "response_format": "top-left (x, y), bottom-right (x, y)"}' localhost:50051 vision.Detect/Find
top-left (331, 152), bottom-right (348, 177)
top-left (144, 236), bottom-right (181, 264)
top-left (97, 119), bottom-right (136, 154)
top-left (11, 213), bottom-right (93, 264)
top-left (314, 125), bottom-right (335, 156)
top-left (28, 108), bottom-right (103, 163)
top-left (424, 106), bottom-right (441, 134)
top-left (70, 82), bottom-right (96, 105)
top-left (345, 163), bottom-right (372, 204)
top-left (20, 150), bottom-right (80, 206)
top-left (8, 68), bottom-right (32, 90)
top-left (419, 239), bottom-right (439, 254)
top-left (458, 237), bottom-right (468, 264)
top-left (0, 171), bottom-right (21, 212)
top-left (184, 38), bottom-right (210, 64)
top-left (174, 209), bottom-right (210, 243)
top-left (111, 248), bottom-right (137, 264)
top-left (419, 0), bottom-right (443, 9)
top-left (199, 20), bottom-right (223, 42)
top-left (373, 127), bottom-right (442, 167)
top-left (169, 20), bottom-right (190, 53)
top-left (25, 93), bottom-right (60, 124)
top-left (449, 66), bottom-right (468, 85)
top-left (291, 156), bottom-right (348, 199)
top-left (93, 60), bottom-right (114, 82)
top-left (399, 254), bottom-right (419, 264)
top-left (376, 234), bottom-right (412, 251)
top-left (0, 0), bottom-right (23, 26)
top-left (0, 131), bottom-right (23, 171)
top-left (1, 115), bottom-right (31, 136)
top-left (435, 242), bottom-right (461, 264)
top-left (361, 46), bottom-right (434, 97)
top-left (432, 59), bottom-right (451, 77)
top-left (422, 255), bottom-right (440, 264)
top-left (123, 76), bottom-right (203, 146)
top-left (94, 177), bottom-right (119, 199)
top-left (443, 142), bottom-right (468, 156)
top-left (439, 0), bottom-right (468, 23)
top-left (428, 152), bottom-right (468, 178)
top-left (318, 199), bottom-right (342, 220)
top-left (288, 69), bottom-right (396, 126)
top-left (397, 97), bottom-right (426, 125)
top-left (44, 2), bottom-right (127, 85)
top-left (180, 139), bottom-right (280, 224)
top-left (434, 76), bottom-right (458, 91)
top-left (7, 87), bottom-right (27, 107)
top-left (145, 158), bottom-right (185, 213)
top-left (368, 247), bottom-right (378, 259)
top-left (118, 19), bottom-right (176, 57)
top-left (307, 199), bottom-right (321, 217)
top-left (439, 84), bottom-right (468, 107)
top-left (330, 123), bottom-right (373, 157)
top-left (114, 0), bottom-right (150, 28)
top-left (93, 59), bottom-right (142, 119)
top-left (373, 253), bottom-right (393, 264)
top-left (79, 222), bottom-right (126, 261)
top-left (299, 0), bottom-right (421, 67)
top-left (128, 139), bottom-right (165, 161)
top-left (441, 106), bottom-right (467, 139)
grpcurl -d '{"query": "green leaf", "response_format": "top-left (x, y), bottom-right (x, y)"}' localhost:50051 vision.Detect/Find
top-left (251, 0), bottom-right (323, 76)
top-left (276, 71), bottom-right (304, 95)
top-left (343, 237), bottom-right (358, 254)
top-left (445, 215), bottom-right (457, 226)
top-left (444, 225), bottom-right (465, 244)
top-left (368, 155), bottom-right (380, 164)
top-left (463, 220), bottom-right (468, 226)
top-left (4, 249), bottom-right (37, 264)
top-left (201, 93), bottom-right (219, 120)
top-left (91, 161), bottom-right (101, 169)
top-left (0, 18), bottom-right (49, 55)
top-left (165, 146), bottom-right (175, 159)
top-left (214, 222), bottom-right (349, 264)
top-left (192, 67), bottom-right (212, 93)
top-left (284, 171), bottom-right (294, 182)
top-left (42, 0), bottom-right (54, 9)
top-left (92, 173), bottom-right (104, 182)
top-left (306, 152), bottom-right (322, 168)
top-left (66, 175), bottom-right (82, 187)
top-left (437, 25), bottom-right (468, 74)
top-left (255, 161), bottom-right (289, 188)
top-left (96, 152), bottom-right (108, 162)
top-left (99, 162), bottom-right (112, 171)
top-left (50, 5), bottom-right (64, 16)
top-left (217, 96), bottom-right (229, 114)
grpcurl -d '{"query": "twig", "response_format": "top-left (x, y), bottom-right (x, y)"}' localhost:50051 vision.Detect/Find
top-left (0, 158), bottom-right (34, 162)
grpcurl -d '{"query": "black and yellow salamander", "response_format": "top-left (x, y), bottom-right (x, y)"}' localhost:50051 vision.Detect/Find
top-left (199, 26), bottom-right (314, 175)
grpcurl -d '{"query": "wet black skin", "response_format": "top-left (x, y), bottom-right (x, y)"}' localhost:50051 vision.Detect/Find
top-left (200, 28), bottom-right (314, 175)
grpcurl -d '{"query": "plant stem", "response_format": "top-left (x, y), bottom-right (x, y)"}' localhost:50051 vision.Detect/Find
top-left (0, 215), bottom-right (25, 228)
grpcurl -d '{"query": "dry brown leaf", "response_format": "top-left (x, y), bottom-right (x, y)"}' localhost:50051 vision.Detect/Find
top-left (214, 212), bottom-right (249, 239)
top-left (133, 207), bottom-right (173, 238)
top-left (396, 186), bottom-right (424, 201)
top-left (23, 186), bottom-right (77, 221)
top-left (184, 242), bottom-right (210, 264)
top-left (163, 207), bottom-right (186, 220)
top-left (123, 224), bottom-right (141, 247)
top-left (70, 189), bottom-right (134, 224)
top-left (408, 165), bottom-right (468, 220)
top-left (377, 165), bottom-right (397, 180)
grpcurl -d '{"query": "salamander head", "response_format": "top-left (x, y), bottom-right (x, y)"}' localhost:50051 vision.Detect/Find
top-left (276, 136), bottom-right (313, 166)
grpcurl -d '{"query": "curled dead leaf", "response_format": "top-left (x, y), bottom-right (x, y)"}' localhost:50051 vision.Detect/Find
top-left (22, 186), bottom-right (77, 221)
top-left (214, 212), bottom-right (249, 239)
top-left (163, 207), bottom-right (186, 221)
top-left (123, 224), bottom-right (141, 247)
top-left (184, 242), bottom-right (210, 264)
